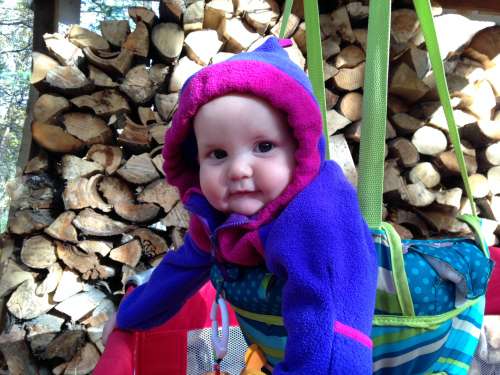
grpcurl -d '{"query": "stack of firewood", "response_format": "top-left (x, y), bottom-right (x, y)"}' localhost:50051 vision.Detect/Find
top-left (0, 0), bottom-right (499, 373)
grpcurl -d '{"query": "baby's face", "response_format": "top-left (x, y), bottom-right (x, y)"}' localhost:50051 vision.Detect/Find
top-left (194, 94), bottom-right (296, 216)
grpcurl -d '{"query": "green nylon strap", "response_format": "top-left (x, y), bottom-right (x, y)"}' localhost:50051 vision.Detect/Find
top-left (357, 0), bottom-right (391, 228)
top-left (279, 0), bottom-right (330, 159)
top-left (279, 0), bottom-right (294, 39)
top-left (413, 0), bottom-right (477, 217)
top-left (303, 0), bottom-right (329, 159)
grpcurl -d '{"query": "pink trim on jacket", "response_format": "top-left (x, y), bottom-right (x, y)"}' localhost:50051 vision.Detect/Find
top-left (334, 321), bottom-right (373, 349)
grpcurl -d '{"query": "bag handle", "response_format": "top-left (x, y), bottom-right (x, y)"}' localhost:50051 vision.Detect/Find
top-left (358, 0), bottom-right (478, 229)
top-left (280, 0), bottom-right (330, 159)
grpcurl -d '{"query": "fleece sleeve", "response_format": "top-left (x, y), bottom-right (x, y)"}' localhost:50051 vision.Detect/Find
top-left (116, 234), bottom-right (212, 330)
top-left (264, 162), bottom-right (377, 374)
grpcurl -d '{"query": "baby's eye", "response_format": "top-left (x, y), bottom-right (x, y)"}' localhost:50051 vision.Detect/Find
top-left (256, 142), bottom-right (274, 153)
top-left (210, 149), bottom-right (227, 159)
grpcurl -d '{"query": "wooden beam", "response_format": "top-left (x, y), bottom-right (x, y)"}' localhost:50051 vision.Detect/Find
top-left (438, 0), bottom-right (500, 14)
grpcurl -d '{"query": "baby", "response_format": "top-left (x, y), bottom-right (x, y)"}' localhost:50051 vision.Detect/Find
top-left (116, 37), bottom-right (378, 374)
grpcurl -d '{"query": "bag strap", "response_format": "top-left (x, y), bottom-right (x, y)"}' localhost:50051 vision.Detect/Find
top-left (279, 0), bottom-right (330, 159)
top-left (357, 0), bottom-right (391, 229)
top-left (358, 0), bottom-right (478, 229)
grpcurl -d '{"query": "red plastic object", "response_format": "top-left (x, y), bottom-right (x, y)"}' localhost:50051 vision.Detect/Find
top-left (93, 282), bottom-right (239, 375)
top-left (485, 246), bottom-right (500, 315)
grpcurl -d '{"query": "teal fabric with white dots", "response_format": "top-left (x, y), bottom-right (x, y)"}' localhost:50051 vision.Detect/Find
top-left (403, 237), bottom-right (493, 316)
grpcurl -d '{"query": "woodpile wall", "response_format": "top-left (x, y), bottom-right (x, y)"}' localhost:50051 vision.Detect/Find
top-left (0, 0), bottom-right (499, 373)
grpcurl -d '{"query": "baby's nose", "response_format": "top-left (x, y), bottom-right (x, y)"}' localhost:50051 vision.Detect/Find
top-left (228, 158), bottom-right (253, 180)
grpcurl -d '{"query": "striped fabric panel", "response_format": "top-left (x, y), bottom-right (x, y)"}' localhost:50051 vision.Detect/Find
top-left (235, 313), bottom-right (286, 366)
top-left (372, 299), bottom-right (484, 374)
top-left (374, 233), bottom-right (403, 315)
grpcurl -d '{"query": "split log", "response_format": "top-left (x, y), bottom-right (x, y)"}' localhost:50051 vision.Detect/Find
top-left (391, 113), bottom-right (424, 136)
top-left (323, 61), bottom-right (338, 81)
top-left (388, 137), bottom-right (420, 168)
top-left (138, 178), bottom-right (180, 212)
top-left (329, 134), bottom-right (357, 187)
top-left (63, 342), bottom-right (100, 375)
top-left (326, 109), bottom-right (351, 135)
top-left (469, 173), bottom-right (490, 198)
top-left (8, 209), bottom-right (54, 235)
top-left (68, 25), bottom-right (110, 51)
top-left (99, 176), bottom-right (134, 205)
top-left (132, 228), bottom-right (168, 257)
top-left (161, 0), bottom-right (186, 22)
top-left (459, 120), bottom-right (500, 147)
top-left (241, 0), bottom-right (279, 35)
top-left (52, 269), bottom-right (84, 303)
top-left (72, 208), bottom-right (132, 236)
top-left (61, 113), bottom-right (112, 146)
top-left (477, 141), bottom-right (500, 170)
top-left (63, 175), bottom-right (113, 212)
top-left (391, 9), bottom-right (419, 45)
top-left (185, 29), bottom-right (223, 65)
top-left (204, 0), bottom-right (234, 30)
top-left (44, 330), bottom-right (85, 361)
top-left (31, 52), bottom-right (60, 86)
top-left (0, 326), bottom-right (38, 374)
top-left (117, 153), bottom-right (161, 184)
top-left (129, 7), bottom-right (157, 28)
top-left (7, 279), bottom-right (55, 320)
top-left (389, 63), bottom-right (430, 103)
top-left (169, 56), bottom-right (203, 92)
top-left (45, 66), bottom-right (94, 96)
top-left (83, 47), bottom-right (133, 76)
top-left (184, 0), bottom-right (205, 33)
top-left (384, 160), bottom-right (405, 197)
top-left (61, 155), bottom-right (104, 180)
top-left (86, 144), bottom-right (123, 175)
top-left (150, 125), bottom-right (168, 144)
top-left (123, 21), bottom-right (149, 58)
top-left (412, 126), bottom-right (448, 156)
top-left (24, 151), bottom-right (49, 174)
top-left (461, 80), bottom-right (496, 120)
top-left (435, 150), bottom-right (478, 175)
top-left (36, 262), bottom-right (63, 296)
top-left (100, 20), bottom-right (130, 48)
top-left (0, 260), bottom-right (33, 298)
top-left (119, 65), bottom-right (157, 104)
top-left (54, 288), bottom-right (106, 321)
top-left (334, 45), bottom-right (365, 69)
top-left (33, 94), bottom-right (70, 123)
top-left (219, 17), bottom-right (260, 53)
top-left (435, 187), bottom-right (463, 211)
top-left (56, 242), bottom-right (114, 280)
top-left (78, 240), bottom-right (113, 257)
top-left (117, 117), bottom-right (152, 152)
top-left (321, 37), bottom-right (340, 60)
top-left (399, 181), bottom-right (436, 207)
top-left (409, 162), bottom-right (441, 188)
top-left (465, 25), bottom-right (500, 67)
top-left (71, 89), bottom-right (130, 118)
top-left (155, 93), bottom-right (179, 121)
top-left (109, 240), bottom-right (142, 267)
top-left (487, 166), bottom-right (500, 195)
top-left (338, 92), bottom-right (363, 122)
top-left (330, 6), bottom-right (355, 43)
top-left (161, 201), bottom-right (190, 228)
top-left (152, 23), bottom-right (184, 62)
top-left (270, 10), bottom-right (299, 39)
top-left (389, 209), bottom-right (430, 238)
top-left (43, 33), bottom-right (84, 66)
top-left (332, 62), bottom-right (365, 91)
top-left (44, 211), bottom-right (78, 243)
top-left (114, 201), bottom-right (161, 223)
top-left (388, 95), bottom-right (410, 115)
top-left (21, 235), bottom-right (57, 269)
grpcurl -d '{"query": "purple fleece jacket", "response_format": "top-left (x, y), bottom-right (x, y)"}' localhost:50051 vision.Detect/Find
top-left (116, 37), bottom-right (378, 374)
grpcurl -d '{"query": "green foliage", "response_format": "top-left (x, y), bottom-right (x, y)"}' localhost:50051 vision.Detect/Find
top-left (0, 0), bottom-right (32, 233)
top-left (81, 0), bottom-right (159, 31)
